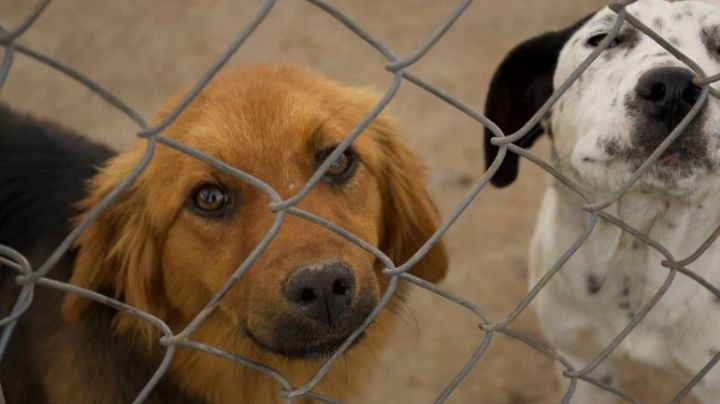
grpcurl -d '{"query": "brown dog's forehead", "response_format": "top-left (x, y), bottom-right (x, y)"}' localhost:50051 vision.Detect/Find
top-left (156, 65), bottom-right (385, 184)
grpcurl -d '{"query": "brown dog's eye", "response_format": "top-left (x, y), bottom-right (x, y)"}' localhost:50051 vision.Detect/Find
top-left (327, 153), bottom-right (351, 176)
top-left (189, 183), bottom-right (232, 217)
top-left (317, 147), bottom-right (358, 184)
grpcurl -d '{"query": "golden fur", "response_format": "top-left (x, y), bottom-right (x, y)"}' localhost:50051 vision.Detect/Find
top-left (61, 64), bottom-right (448, 403)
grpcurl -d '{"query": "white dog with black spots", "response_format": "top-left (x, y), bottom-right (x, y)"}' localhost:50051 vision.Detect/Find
top-left (484, 0), bottom-right (720, 402)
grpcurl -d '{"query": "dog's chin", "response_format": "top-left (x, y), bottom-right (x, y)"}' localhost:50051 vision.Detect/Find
top-left (627, 124), bottom-right (713, 171)
top-left (243, 325), bottom-right (364, 360)
top-left (631, 146), bottom-right (710, 181)
top-left (594, 129), bottom-right (714, 190)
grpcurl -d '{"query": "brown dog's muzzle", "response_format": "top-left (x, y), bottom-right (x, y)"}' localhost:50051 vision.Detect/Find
top-left (283, 262), bottom-right (355, 327)
top-left (244, 259), bottom-right (376, 360)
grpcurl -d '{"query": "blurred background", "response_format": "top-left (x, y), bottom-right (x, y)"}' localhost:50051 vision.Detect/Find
top-left (0, 1), bottom-right (698, 402)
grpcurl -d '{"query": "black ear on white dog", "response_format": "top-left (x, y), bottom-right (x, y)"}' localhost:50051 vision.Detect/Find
top-left (483, 15), bottom-right (593, 187)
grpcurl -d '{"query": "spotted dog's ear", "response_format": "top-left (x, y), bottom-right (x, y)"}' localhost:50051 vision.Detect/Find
top-left (484, 15), bottom-right (593, 187)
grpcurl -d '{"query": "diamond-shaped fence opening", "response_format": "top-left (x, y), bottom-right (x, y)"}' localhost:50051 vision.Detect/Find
top-left (1, 0), bottom-right (720, 403)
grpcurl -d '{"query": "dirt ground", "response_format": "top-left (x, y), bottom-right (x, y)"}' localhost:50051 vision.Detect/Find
top-left (0, 1), bottom-right (704, 403)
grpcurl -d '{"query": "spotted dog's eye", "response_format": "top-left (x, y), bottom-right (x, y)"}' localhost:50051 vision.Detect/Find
top-left (587, 33), bottom-right (621, 49)
top-left (316, 147), bottom-right (358, 184)
top-left (189, 183), bottom-right (233, 217)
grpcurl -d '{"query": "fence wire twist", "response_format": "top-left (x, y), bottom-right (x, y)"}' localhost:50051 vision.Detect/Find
top-left (1, 0), bottom-right (720, 403)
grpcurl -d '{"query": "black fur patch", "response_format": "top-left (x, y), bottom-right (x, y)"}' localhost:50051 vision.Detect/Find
top-left (0, 104), bottom-right (113, 251)
top-left (0, 103), bottom-right (205, 404)
top-left (600, 137), bottom-right (623, 157)
top-left (653, 17), bottom-right (664, 30)
top-left (701, 26), bottom-right (720, 61)
top-left (586, 273), bottom-right (603, 294)
top-left (483, 12), bottom-right (595, 187)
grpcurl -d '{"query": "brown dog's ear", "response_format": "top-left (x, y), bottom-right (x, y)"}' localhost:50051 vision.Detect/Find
top-left (62, 148), bottom-right (166, 341)
top-left (373, 117), bottom-right (449, 283)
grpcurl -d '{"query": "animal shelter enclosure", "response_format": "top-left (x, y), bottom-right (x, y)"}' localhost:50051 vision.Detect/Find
top-left (2, 0), bottom-right (720, 402)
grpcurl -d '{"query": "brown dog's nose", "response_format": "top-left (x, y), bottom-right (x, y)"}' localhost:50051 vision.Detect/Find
top-left (284, 263), bottom-right (354, 326)
top-left (635, 67), bottom-right (702, 133)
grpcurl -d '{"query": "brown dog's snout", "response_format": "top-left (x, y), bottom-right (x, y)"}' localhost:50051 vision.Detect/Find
top-left (283, 262), bottom-right (355, 326)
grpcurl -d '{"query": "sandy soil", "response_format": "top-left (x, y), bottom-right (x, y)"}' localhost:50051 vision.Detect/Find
top-left (0, 1), bottom-right (702, 403)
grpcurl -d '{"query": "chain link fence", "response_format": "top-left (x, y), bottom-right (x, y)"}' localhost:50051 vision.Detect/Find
top-left (1, 0), bottom-right (719, 403)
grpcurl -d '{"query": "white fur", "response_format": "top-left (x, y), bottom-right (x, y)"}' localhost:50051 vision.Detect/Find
top-left (532, 0), bottom-right (720, 402)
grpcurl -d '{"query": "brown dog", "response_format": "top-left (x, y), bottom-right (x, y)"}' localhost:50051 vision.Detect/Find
top-left (0, 64), bottom-right (447, 403)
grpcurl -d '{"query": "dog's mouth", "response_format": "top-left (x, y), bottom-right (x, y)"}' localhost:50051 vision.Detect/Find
top-left (631, 139), bottom-right (711, 170)
top-left (625, 116), bottom-right (714, 166)
top-left (600, 128), bottom-right (713, 172)
top-left (593, 131), bottom-right (718, 189)
top-left (242, 324), bottom-right (365, 360)
top-left (242, 297), bottom-right (375, 360)
top-left (656, 150), bottom-right (683, 166)
top-left (652, 145), bottom-right (698, 166)
top-left (626, 143), bottom-right (715, 185)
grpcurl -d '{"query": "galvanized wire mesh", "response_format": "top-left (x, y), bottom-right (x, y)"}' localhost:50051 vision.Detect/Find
top-left (1, 0), bottom-right (719, 403)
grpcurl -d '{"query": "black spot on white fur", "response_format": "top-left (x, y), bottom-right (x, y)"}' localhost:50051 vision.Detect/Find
top-left (653, 17), bottom-right (664, 30)
top-left (701, 26), bottom-right (720, 62)
top-left (586, 274), bottom-right (603, 294)
top-left (600, 137), bottom-right (622, 156)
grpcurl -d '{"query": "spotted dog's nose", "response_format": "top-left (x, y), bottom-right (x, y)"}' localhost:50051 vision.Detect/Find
top-left (635, 67), bottom-right (702, 133)
top-left (284, 262), bottom-right (354, 326)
